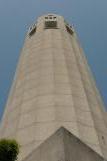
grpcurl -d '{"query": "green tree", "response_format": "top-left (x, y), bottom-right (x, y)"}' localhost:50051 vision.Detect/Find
top-left (0, 139), bottom-right (19, 161)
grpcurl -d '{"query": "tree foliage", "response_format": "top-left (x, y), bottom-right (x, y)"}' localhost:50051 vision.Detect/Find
top-left (0, 139), bottom-right (19, 161)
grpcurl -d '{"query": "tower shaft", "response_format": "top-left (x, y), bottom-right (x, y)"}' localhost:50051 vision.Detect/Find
top-left (0, 14), bottom-right (107, 160)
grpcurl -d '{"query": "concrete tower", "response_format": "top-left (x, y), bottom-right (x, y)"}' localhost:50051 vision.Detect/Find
top-left (0, 14), bottom-right (107, 161)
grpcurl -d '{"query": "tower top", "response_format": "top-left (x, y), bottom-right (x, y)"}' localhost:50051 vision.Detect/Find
top-left (28, 13), bottom-right (74, 36)
top-left (39, 13), bottom-right (63, 18)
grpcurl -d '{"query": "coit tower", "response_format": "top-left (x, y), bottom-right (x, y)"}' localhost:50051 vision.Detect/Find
top-left (0, 14), bottom-right (107, 161)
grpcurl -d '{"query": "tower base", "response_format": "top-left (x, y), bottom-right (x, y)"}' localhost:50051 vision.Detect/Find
top-left (22, 127), bottom-right (105, 161)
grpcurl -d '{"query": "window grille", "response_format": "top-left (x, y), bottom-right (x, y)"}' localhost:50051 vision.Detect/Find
top-left (45, 21), bottom-right (57, 29)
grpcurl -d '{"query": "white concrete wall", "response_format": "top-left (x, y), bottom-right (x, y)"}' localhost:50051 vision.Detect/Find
top-left (0, 14), bottom-right (107, 160)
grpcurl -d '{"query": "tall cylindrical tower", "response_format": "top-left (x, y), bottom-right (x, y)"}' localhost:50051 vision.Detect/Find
top-left (0, 14), bottom-right (107, 160)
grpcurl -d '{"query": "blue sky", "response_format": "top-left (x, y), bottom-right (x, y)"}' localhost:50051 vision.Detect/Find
top-left (0, 0), bottom-right (107, 119)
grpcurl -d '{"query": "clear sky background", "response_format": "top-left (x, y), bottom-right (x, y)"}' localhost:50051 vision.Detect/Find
top-left (0, 0), bottom-right (107, 119)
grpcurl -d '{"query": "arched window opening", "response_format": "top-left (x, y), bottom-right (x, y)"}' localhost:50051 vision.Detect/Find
top-left (66, 25), bottom-right (73, 35)
top-left (29, 26), bottom-right (36, 37)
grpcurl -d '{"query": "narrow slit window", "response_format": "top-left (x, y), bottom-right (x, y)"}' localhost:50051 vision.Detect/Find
top-left (102, 136), bottom-right (106, 144)
top-left (45, 21), bottom-right (57, 29)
